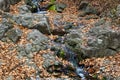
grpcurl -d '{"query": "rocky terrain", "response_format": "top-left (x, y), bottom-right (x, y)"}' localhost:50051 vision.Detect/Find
top-left (0, 0), bottom-right (120, 80)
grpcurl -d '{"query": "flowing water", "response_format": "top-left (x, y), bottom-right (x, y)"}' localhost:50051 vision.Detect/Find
top-left (32, 0), bottom-right (47, 14)
top-left (32, 0), bottom-right (91, 79)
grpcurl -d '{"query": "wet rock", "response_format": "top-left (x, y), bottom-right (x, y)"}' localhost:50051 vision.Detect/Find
top-left (27, 29), bottom-right (48, 52)
top-left (65, 23), bottom-right (120, 59)
top-left (18, 5), bottom-right (31, 14)
top-left (27, 29), bottom-right (48, 43)
top-left (78, 1), bottom-right (89, 10)
top-left (17, 29), bottom-right (48, 58)
top-left (54, 14), bottom-right (63, 20)
top-left (9, 0), bottom-right (21, 5)
top-left (42, 53), bottom-right (63, 75)
top-left (0, 0), bottom-right (10, 12)
top-left (64, 22), bottom-right (75, 32)
top-left (78, 1), bottom-right (99, 15)
top-left (0, 0), bottom-right (21, 12)
top-left (6, 75), bottom-right (14, 80)
top-left (116, 4), bottom-right (120, 17)
top-left (84, 5), bottom-right (98, 15)
top-left (94, 18), bottom-right (106, 26)
top-left (56, 3), bottom-right (67, 13)
top-left (0, 24), bottom-right (9, 39)
top-left (12, 13), bottom-right (51, 34)
top-left (6, 28), bottom-right (22, 43)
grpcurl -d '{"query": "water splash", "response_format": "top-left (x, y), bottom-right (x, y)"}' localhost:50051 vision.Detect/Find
top-left (32, 0), bottom-right (47, 14)
top-left (62, 46), bottom-right (89, 79)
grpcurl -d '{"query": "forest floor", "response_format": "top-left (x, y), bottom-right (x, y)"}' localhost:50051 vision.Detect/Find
top-left (0, 0), bottom-right (120, 80)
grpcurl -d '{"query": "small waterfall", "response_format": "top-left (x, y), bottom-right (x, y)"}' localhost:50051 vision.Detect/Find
top-left (62, 46), bottom-right (89, 80)
top-left (32, 0), bottom-right (47, 14)
top-left (51, 41), bottom-right (90, 79)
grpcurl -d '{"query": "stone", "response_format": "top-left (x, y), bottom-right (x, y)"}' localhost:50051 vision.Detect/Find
top-left (0, 0), bottom-right (10, 11)
top-left (0, 0), bottom-right (21, 12)
top-left (94, 18), bottom-right (106, 26)
top-left (78, 1), bottom-right (89, 10)
top-left (27, 29), bottom-right (48, 43)
top-left (56, 3), bottom-right (67, 13)
top-left (42, 53), bottom-right (63, 74)
top-left (0, 19), bottom-right (13, 39)
top-left (25, 43), bottom-right (33, 54)
top-left (84, 5), bottom-right (98, 15)
top-left (0, 24), bottom-right (9, 39)
top-left (116, 4), bottom-right (120, 17)
top-left (6, 28), bottom-right (22, 43)
top-left (18, 5), bottom-right (31, 14)
top-left (9, 0), bottom-right (21, 5)
top-left (12, 13), bottom-right (51, 34)
top-left (65, 22), bottom-right (120, 59)
top-left (27, 29), bottom-right (48, 51)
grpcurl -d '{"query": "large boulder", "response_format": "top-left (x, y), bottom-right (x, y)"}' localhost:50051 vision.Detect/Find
top-left (17, 29), bottom-right (49, 58)
top-left (6, 28), bottom-right (22, 43)
top-left (65, 22), bottom-right (120, 59)
top-left (0, 18), bottom-right (13, 39)
top-left (0, 0), bottom-right (21, 12)
top-left (12, 13), bottom-right (51, 34)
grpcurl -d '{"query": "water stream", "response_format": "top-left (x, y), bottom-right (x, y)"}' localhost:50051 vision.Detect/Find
top-left (32, 0), bottom-right (47, 14)
top-left (51, 40), bottom-right (90, 80)
top-left (31, 0), bottom-right (91, 79)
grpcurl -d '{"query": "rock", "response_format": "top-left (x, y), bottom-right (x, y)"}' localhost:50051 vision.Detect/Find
top-left (26, 29), bottom-right (48, 51)
top-left (94, 18), bottom-right (106, 26)
top-left (78, 1), bottom-right (99, 15)
top-left (65, 23), bottom-right (120, 59)
top-left (78, 1), bottom-right (89, 10)
top-left (0, 0), bottom-right (10, 12)
top-left (6, 28), bottom-right (22, 43)
top-left (17, 29), bottom-right (48, 58)
top-left (25, 43), bottom-right (33, 54)
top-left (0, 24), bottom-right (9, 39)
top-left (12, 13), bottom-right (51, 34)
top-left (0, 19), bottom-right (13, 39)
top-left (84, 5), bottom-right (98, 15)
top-left (116, 4), bottom-right (120, 17)
top-left (42, 53), bottom-right (63, 76)
top-left (9, 0), bottom-right (21, 5)
top-left (54, 14), bottom-right (63, 20)
top-left (64, 22), bottom-right (74, 32)
top-left (56, 3), bottom-right (67, 13)
top-left (6, 75), bottom-right (13, 80)
top-left (27, 29), bottom-right (48, 43)
top-left (0, 0), bottom-right (21, 12)
top-left (18, 5), bottom-right (31, 14)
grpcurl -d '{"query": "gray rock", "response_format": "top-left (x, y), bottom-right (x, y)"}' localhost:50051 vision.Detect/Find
top-left (78, 1), bottom-right (89, 10)
top-left (12, 13), bottom-right (51, 34)
top-left (9, 0), bottom-right (20, 5)
top-left (94, 18), bottom-right (106, 26)
top-left (56, 3), bottom-right (67, 13)
top-left (27, 29), bottom-right (48, 52)
top-left (25, 43), bottom-right (33, 54)
top-left (78, 1), bottom-right (99, 15)
top-left (0, 0), bottom-right (10, 12)
top-left (0, 0), bottom-right (21, 12)
top-left (27, 29), bottom-right (48, 43)
top-left (0, 24), bottom-right (9, 39)
top-left (6, 28), bottom-right (22, 43)
top-left (116, 4), bottom-right (120, 17)
top-left (42, 53), bottom-right (62, 72)
top-left (0, 19), bottom-right (13, 39)
top-left (65, 23), bottom-right (120, 59)
top-left (6, 75), bottom-right (13, 80)
top-left (84, 5), bottom-right (98, 15)
top-left (18, 5), bottom-right (31, 14)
